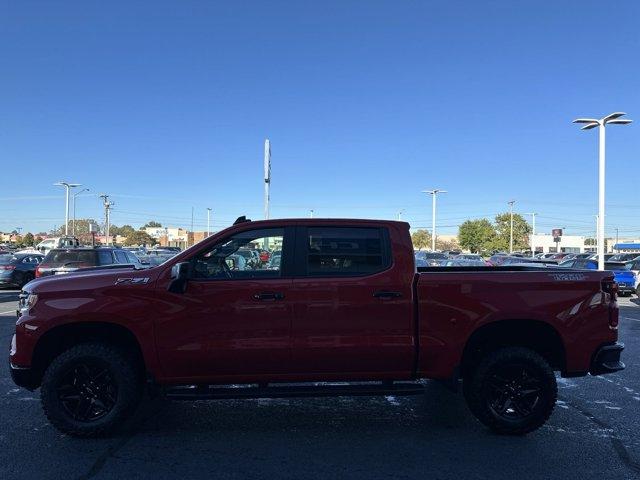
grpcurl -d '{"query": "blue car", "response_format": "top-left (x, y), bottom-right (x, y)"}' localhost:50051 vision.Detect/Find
top-left (558, 258), bottom-right (636, 296)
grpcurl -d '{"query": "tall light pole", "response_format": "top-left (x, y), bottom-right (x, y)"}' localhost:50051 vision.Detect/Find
top-left (264, 139), bottom-right (271, 220)
top-left (525, 212), bottom-right (536, 257)
top-left (206, 208), bottom-right (212, 237)
top-left (72, 188), bottom-right (90, 236)
top-left (54, 182), bottom-right (81, 236)
top-left (422, 189), bottom-right (447, 251)
top-left (574, 112), bottom-right (633, 270)
top-left (507, 200), bottom-right (516, 253)
top-left (309, 209), bottom-right (314, 218)
top-left (397, 210), bottom-right (404, 221)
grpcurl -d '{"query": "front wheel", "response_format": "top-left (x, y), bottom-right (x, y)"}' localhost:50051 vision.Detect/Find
top-left (463, 347), bottom-right (557, 435)
top-left (41, 342), bottom-right (142, 437)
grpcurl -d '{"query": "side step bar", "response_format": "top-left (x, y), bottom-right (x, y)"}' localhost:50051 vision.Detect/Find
top-left (165, 381), bottom-right (426, 400)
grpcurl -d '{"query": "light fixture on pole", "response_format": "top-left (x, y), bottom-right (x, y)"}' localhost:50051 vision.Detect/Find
top-left (525, 212), bottom-right (536, 257)
top-left (309, 209), bottom-right (314, 219)
top-left (507, 200), bottom-right (516, 253)
top-left (54, 182), bottom-right (81, 236)
top-left (72, 188), bottom-right (90, 236)
top-left (206, 208), bottom-right (212, 237)
top-left (574, 112), bottom-right (632, 270)
top-left (422, 189), bottom-right (447, 251)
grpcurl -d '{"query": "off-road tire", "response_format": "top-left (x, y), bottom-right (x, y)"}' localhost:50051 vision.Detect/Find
top-left (41, 342), bottom-right (142, 437)
top-left (463, 347), bottom-right (557, 435)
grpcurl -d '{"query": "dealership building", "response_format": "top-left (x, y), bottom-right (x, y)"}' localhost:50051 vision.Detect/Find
top-left (530, 233), bottom-right (595, 254)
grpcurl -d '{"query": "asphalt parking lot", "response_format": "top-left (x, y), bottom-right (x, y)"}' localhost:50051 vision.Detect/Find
top-left (1, 289), bottom-right (639, 480)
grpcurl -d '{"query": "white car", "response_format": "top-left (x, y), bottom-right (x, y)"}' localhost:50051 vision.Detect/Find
top-left (35, 236), bottom-right (80, 255)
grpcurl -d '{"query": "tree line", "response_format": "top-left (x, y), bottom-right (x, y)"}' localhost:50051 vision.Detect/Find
top-left (411, 212), bottom-right (533, 254)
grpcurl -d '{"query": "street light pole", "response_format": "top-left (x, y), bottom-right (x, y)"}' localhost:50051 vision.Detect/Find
top-left (422, 189), bottom-right (447, 251)
top-left (264, 139), bottom-right (271, 220)
top-left (508, 200), bottom-right (516, 253)
top-left (574, 112), bottom-right (633, 270)
top-left (309, 209), bottom-right (314, 218)
top-left (206, 208), bottom-right (212, 237)
top-left (54, 181), bottom-right (81, 236)
top-left (72, 188), bottom-right (89, 236)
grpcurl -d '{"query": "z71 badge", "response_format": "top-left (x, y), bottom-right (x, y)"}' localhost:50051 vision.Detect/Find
top-left (115, 277), bottom-right (150, 285)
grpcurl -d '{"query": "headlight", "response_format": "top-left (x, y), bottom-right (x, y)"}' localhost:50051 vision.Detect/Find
top-left (18, 292), bottom-right (38, 312)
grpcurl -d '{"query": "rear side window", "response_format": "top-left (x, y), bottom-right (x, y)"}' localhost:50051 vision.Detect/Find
top-left (305, 227), bottom-right (389, 276)
top-left (43, 250), bottom-right (98, 267)
top-left (97, 251), bottom-right (115, 265)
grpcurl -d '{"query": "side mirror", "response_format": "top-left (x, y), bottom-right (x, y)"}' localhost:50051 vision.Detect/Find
top-left (168, 262), bottom-right (190, 293)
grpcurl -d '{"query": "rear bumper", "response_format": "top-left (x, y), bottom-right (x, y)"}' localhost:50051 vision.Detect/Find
top-left (590, 342), bottom-right (625, 375)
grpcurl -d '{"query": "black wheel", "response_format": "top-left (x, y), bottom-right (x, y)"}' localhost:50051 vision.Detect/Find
top-left (41, 343), bottom-right (142, 437)
top-left (463, 347), bottom-right (557, 435)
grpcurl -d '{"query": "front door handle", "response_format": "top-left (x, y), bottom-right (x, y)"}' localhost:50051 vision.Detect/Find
top-left (253, 292), bottom-right (285, 301)
top-left (373, 291), bottom-right (402, 299)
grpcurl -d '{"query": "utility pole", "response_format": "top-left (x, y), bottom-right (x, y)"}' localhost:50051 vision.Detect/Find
top-left (422, 189), bottom-right (447, 251)
top-left (574, 112), bottom-right (632, 270)
top-left (264, 139), bottom-right (271, 220)
top-left (100, 194), bottom-right (113, 246)
top-left (54, 181), bottom-right (81, 236)
top-left (309, 209), bottom-right (314, 218)
top-left (397, 210), bottom-right (404, 221)
top-left (508, 200), bottom-right (516, 253)
top-left (525, 212), bottom-right (536, 257)
top-left (207, 208), bottom-right (212, 237)
top-left (615, 227), bottom-right (619, 251)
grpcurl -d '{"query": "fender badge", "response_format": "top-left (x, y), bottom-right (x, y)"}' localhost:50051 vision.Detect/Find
top-left (115, 277), bottom-right (150, 285)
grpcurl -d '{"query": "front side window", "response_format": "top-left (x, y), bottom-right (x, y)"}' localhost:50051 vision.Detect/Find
top-left (192, 228), bottom-right (284, 280)
top-left (306, 227), bottom-right (388, 276)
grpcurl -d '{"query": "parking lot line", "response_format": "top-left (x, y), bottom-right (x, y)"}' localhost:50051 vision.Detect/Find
top-left (622, 316), bottom-right (640, 323)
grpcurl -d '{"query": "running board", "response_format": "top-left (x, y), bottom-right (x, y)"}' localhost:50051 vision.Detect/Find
top-left (164, 381), bottom-right (426, 400)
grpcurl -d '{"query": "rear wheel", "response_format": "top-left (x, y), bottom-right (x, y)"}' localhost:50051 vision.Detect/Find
top-left (463, 347), bottom-right (557, 435)
top-left (41, 342), bottom-right (142, 437)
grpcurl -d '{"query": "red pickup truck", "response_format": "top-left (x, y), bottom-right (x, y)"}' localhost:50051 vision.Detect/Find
top-left (10, 218), bottom-right (624, 437)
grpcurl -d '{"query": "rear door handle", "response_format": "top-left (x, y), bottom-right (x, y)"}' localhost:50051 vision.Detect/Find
top-left (373, 291), bottom-right (402, 299)
top-left (253, 292), bottom-right (285, 301)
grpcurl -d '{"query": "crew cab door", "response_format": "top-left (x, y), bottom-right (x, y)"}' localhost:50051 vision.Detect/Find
top-left (289, 225), bottom-right (415, 378)
top-left (153, 226), bottom-right (294, 382)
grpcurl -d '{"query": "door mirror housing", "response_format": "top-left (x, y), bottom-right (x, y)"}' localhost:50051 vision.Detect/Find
top-left (168, 262), bottom-right (190, 293)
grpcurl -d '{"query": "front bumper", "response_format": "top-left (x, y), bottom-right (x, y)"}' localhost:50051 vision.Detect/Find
top-left (590, 342), bottom-right (625, 375)
top-left (10, 364), bottom-right (39, 390)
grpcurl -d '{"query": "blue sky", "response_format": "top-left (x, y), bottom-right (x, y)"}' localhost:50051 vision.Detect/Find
top-left (1, 1), bottom-right (639, 237)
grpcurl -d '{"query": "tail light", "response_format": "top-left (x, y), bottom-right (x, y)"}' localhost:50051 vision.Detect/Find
top-left (0, 265), bottom-right (16, 270)
top-left (35, 265), bottom-right (45, 278)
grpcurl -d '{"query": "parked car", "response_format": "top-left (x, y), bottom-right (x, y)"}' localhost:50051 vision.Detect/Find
top-left (0, 253), bottom-right (43, 288)
top-left (456, 254), bottom-right (484, 262)
top-left (415, 251), bottom-right (448, 267)
top-left (138, 254), bottom-right (174, 268)
top-left (440, 258), bottom-right (487, 267)
top-left (608, 253), bottom-right (640, 262)
top-left (12, 218), bottom-right (622, 438)
top-left (558, 259), bottom-right (636, 296)
top-left (36, 247), bottom-right (141, 277)
top-left (35, 236), bottom-right (80, 256)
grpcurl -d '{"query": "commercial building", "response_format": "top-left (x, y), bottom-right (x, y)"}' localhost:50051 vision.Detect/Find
top-left (530, 234), bottom-right (594, 254)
